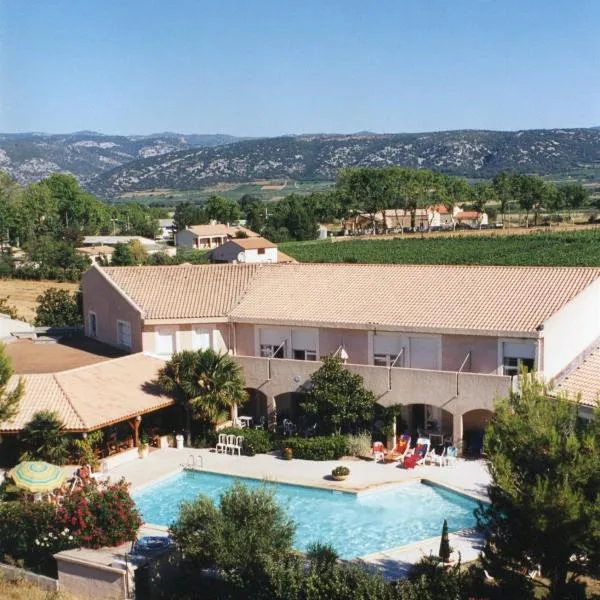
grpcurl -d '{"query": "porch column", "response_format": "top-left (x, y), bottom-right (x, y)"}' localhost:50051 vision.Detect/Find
top-left (387, 419), bottom-right (397, 450)
top-left (128, 416), bottom-right (142, 447)
top-left (452, 413), bottom-right (463, 455)
top-left (267, 396), bottom-right (277, 432)
top-left (231, 403), bottom-right (239, 425)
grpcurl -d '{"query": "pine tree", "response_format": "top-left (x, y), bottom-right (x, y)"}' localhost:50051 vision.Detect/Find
top-left (476, 372), bottom-right (600, 599)
top-left (0, 342), bottom-right (23, 423)
top-left (438, 519), bottom-right (451, 563)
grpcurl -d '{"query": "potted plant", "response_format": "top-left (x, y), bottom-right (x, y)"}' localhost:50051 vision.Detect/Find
top-left (138, 433), bottom-right (149, 459)
top-left (282, 447), bottom-right (293, 460)
top-left (331, 466), bottom-right (350, 481)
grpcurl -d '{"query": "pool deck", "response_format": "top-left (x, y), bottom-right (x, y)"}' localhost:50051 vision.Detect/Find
top-left (108, 448), bottom-right (490, 580)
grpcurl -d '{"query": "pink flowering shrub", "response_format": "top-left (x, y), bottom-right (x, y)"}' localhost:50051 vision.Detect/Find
top-left (57, 478), bottom-right (142, 548)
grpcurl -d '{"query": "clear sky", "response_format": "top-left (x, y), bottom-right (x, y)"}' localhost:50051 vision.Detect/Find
top-left (1, 0), bottom-right (599, 136)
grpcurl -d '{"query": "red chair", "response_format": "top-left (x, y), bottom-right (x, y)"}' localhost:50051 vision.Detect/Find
top-left (403, 454), bottom-right (418, 469)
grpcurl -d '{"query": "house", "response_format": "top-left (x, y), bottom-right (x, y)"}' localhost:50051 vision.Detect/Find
top-left (78, 236), bottom-right (175, 263)
top-left (81, 263), bottom-right (600, 444)
top-left (210, 237), bottom-right (295, 264)
top-left (344, 206), bottom-right (453, 233)
top-left (454, 210), bottom-right (488, 227)
top-left (175, 224), bottom-right (260, 250)
top-left (158, 218), bottom-right (175, 241)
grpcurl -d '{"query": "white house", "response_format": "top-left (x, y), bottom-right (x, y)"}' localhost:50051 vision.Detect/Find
top-left (211, 237), bottom-right (295, 264)
top-left (175, 224), bottom-right (259, 250)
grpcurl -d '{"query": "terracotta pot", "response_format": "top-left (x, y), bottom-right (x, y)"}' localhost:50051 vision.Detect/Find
top-left (332, 474), bottom-right (348, 481)
top-left (283, 448), bottom-right (293, 460)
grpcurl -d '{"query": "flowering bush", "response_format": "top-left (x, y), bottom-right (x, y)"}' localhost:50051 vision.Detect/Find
top-left (57, 478), bottom-right (142, 549)
top-left (0, 502), bottom-right (77, 577)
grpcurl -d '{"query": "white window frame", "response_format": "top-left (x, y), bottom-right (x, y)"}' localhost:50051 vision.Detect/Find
top-left (116, 319), bottom-right (132, 350)
top-left (497, 339), bottom-right (537, 376)
top-left (373, 352), bottom-right (404, 368)
top-left (88, 311), bottom-right (97, 338)
top-left (192, 328), bottom-right (212, 351)
top-left (293, 349), bottom-right (317, 361)
top-left (260, 343), bottom-right (285, 358)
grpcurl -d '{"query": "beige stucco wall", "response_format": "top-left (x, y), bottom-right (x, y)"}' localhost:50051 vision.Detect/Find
top-left (82, 268), bottom-right (143, 353)
top-left (318, 328), bottom-right (369, 364)
top-left (56, 558), bottom-right (126, 600)
top-left (442, 334), bottom-right (501, 374)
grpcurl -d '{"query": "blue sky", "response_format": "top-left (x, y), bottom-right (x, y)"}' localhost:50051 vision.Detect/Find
top-left (1, 0), bottom-right (599, 136)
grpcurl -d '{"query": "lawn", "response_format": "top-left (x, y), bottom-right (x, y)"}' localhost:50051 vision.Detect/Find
top-left (0, 279), bottom-right (79, 323)
top-left (280, 229), bottom-right (600, 267)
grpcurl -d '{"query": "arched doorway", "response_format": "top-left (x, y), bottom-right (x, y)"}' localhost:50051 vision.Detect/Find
top-left (240, 388), bottom-right (270, 425)
top-left (461, 409), bottom-right (493, 456)
top-left (403, 403), bottom-right (455, 445)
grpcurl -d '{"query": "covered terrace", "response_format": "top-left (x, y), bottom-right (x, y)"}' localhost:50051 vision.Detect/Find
top-left (0, 353), bottom-right (174, 465)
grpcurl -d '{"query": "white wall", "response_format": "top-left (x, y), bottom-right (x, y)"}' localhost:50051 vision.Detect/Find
top-left (0, 314), bottom-right (34, 338)
top-left (542, 278), bottom-right (600, 379)
top-left (212, 244), bottom-right (278, 263)
top-left (175, 229), bottom-right (196, 249)
top-left (243, 247), bottom-right (278, 263)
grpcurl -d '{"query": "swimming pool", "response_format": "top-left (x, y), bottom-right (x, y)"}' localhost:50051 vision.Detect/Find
top-left (133, 471), bottom-right (480, 559)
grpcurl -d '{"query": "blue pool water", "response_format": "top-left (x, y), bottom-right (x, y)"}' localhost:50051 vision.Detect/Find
top-left (133, 471), bottom-right (479, 559)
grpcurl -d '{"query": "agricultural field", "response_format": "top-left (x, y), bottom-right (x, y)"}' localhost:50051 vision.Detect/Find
top-left (0, 280), bottom-right (79, 323)
top-left (280, 229), bottom-right (600, 267)
top-left (115, 180), bottom-right (334, 205)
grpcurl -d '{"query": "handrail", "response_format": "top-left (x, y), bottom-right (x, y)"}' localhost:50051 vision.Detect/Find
top-left (388, 348), bottom-right (405, 390)
top-left (456, 352), bottom-right (472, 395)
top-left (268, 340), bottom-right (286, 380)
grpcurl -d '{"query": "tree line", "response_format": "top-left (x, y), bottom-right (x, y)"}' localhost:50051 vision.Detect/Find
top-left (173, 168), bottom-right (590, 243)
top-left (0, 171), bottom-right (167, 276)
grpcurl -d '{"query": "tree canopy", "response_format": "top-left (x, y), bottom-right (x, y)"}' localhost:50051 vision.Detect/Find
top-left (0, 342), bottom-right (23, 423)
top-left (302, 355), bottom-right (375, 435)
top-left (34, 288), bottom-right (82, 327)
top-left (476, 374), bottom-right (600, 599)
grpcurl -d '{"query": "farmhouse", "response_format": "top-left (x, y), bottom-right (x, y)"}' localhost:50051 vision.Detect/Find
top-left (175, 223), bottom-right (259, 249)
top-left (80, 263), bottom-right (600, 446)
top-left (210, 237), bottom-right (296, 264)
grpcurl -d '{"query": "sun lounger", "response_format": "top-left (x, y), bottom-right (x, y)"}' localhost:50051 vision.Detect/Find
top-left (371, 441), bottom-right (385, 462)
top-left (383, 434), bottom-right (411, 463)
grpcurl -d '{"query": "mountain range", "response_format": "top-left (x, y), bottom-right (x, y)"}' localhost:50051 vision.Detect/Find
top-left (1, 128), bottom-right (599, 197)
top-left (0, 132), bottom-right (245, 186)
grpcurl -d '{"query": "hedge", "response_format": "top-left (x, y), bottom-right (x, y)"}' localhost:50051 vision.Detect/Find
top-left (210, 427), bottom-right (274, 455)
top-left (281, 436), bottom-right (348, 461)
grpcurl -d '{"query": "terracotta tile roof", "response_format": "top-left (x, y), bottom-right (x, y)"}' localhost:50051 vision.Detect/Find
top-left (76, 245), bottom-right (114, 255)
top-left (455, 211), bottom-right (480, 220)
top-left (276, 250), bottom-right (297, 264)
top-left (554, 346), bottom-right (600, 407)
top-left (0, 354), bottom-right (172, 433)
top-left (0, 374), bottom-right (85, 432)
top-left (229, 237), bottom-right (277, 250)
top-left (101, 263), bottom-right (260, 320)
top-left (230, 264), bottom-right (600, 334)
top-left (187, 224), bottom-right (260, 238)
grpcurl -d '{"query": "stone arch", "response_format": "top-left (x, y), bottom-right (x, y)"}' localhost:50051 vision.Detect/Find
top-left (460, 408), bottom-right (493, 456)
top-left (240, 388), bottom-right (270, 422)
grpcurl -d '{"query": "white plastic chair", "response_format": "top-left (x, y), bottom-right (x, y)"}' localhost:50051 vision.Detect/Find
top-left (225, 434), bottom-right (236, 454)
top-left (371, 441), bottom-right (385, 462)
top-left (216, 433), bottom-right (227, 454)
top-left (229, 436), bottom-right (243, 456)
top-left (444, 446), bottom-right (458, 466)
top-left (432, 445), bottom-right (447, 467)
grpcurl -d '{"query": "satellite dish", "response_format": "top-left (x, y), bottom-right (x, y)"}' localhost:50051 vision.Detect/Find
top-left (237, 252), bottom-right (246, 263)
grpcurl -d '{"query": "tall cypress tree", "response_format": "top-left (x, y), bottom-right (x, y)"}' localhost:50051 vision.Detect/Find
top-left (0, 342), bottom-right (23, 423)
top-left (438, 519), bottom-right (451, 563)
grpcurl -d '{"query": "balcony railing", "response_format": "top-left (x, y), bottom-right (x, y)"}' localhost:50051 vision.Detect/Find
top-left (233, 354), bottom-right (512, 415)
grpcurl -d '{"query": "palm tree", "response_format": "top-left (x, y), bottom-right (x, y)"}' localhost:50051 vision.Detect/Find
top-left (156, 349), bottom-right (247, 443)
top-left (20, 411), bottom-right (70, 465)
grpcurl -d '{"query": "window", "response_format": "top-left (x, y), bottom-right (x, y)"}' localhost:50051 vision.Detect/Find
top-left (156, 328), bottom-right (175, 355)
top-left (293, 349), bottom-right (317, 361)
top-left (193, 329), bottom-right (211, 350)
top-left (116, 320), bottom-right (132, 349)
top-left (258, 248), bottom-right (266, 255)
top-left (503, 357), bottom-right (534, 377)
top-left (88, 312), bottom-right (97, 337)
top-left (373, 353), bottom-right (403, 367)
top-left (260, 344), bottom-right (284, 358)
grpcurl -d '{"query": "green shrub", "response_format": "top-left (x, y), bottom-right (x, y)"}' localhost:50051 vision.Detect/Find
top-left (345, 432), bottom-right (372, 457)
top-left (331, 465), bottom-right (350, 477)
top-left (209, 427), bottom-right (274, 455)
top-left (0, 501), bottom-right (76, 577)
top-left (281, 436), bottom-right (348, 461)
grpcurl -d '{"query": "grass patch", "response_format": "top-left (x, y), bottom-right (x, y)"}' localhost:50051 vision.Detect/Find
top-left (0, 576), bottom-right (78, 599)
top-left (281, 229), bottom-right (600, 267)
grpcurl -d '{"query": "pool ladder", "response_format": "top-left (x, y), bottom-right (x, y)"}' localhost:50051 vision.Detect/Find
top-left (186, 454), bottom-right (203, 469)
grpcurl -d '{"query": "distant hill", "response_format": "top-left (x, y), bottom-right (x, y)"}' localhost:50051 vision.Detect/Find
top-left (86, 128), bottom-right (600, 198)
top-left (0, 132), bottom-right (245, 185)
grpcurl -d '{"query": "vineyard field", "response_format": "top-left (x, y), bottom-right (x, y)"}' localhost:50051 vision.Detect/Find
top-left (280, 230), bottom-right (600, 267)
